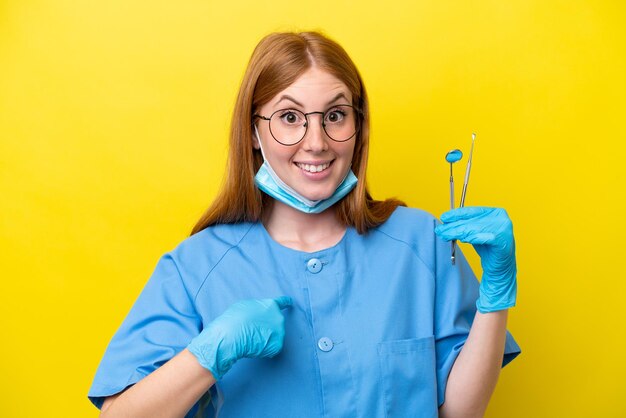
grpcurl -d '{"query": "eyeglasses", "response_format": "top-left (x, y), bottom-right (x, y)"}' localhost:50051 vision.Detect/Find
top-left (254, 104), bottom-right (360, 146)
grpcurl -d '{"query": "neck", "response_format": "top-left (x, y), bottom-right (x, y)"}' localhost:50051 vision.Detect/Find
top-left (263, 200), bottom-right (347, 252)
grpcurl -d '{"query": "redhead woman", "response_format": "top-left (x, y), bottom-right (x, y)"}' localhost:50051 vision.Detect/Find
top-left (89, 31), bottom-right (520, 418)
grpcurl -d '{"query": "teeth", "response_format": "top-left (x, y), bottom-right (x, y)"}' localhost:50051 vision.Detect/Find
top-left (297, 162), bottom-right (330, 173)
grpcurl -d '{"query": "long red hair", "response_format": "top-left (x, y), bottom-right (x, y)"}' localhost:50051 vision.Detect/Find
top-left (191, 31), bottom-right (404, 235)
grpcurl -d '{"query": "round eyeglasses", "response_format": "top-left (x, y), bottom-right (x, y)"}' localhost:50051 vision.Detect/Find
top-left (254, 105), bottom-right (360, 146)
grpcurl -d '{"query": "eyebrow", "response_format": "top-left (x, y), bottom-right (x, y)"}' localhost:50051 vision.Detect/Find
top-left (325, 92), bottom-right (350, 106)
top-left (274, 95), bottom-right (304, 108)
top-left (274, 92), bottom-right (350, 108)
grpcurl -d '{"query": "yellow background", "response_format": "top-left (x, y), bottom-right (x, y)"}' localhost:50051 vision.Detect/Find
top-left (1, 1), bottom-right (625, 417)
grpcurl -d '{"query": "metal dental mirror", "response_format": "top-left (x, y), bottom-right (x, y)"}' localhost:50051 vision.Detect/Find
top-left (445, 149), bottom-right (463, 265)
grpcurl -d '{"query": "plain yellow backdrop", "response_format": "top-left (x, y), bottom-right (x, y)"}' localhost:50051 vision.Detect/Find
top-left (1, 1), bottom-right (625, 417)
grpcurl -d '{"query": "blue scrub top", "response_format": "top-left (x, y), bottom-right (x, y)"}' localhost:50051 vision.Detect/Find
top-left (88, 207), bottom-right (520, 417)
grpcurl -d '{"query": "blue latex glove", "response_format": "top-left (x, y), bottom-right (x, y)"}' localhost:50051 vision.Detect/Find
top-left (187, 296), bottom-right (292, 380)
top-left (434, 207), bottom-right (517, 313)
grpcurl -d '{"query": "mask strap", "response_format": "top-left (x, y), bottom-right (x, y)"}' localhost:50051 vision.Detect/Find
top-left (254, 125), bottom-right (269, 162)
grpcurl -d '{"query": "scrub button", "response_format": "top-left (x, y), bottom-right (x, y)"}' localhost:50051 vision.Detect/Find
top-left (306, 258), bottom-right (323, 274)
top-left (318, 337), bottom-right (334, 352)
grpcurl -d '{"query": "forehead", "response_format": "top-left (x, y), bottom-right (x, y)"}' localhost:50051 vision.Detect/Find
top-left (269, 67), bottom-right (351, 108)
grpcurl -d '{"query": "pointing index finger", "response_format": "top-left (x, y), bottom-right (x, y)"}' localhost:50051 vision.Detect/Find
top-left (274, 296), bottom-right (293, 310)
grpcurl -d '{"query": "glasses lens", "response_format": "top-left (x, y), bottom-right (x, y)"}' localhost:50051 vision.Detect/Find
top-left (323, 105), bottom-right (357, 142)
top-left (269, 109), bottom-right (307, 145)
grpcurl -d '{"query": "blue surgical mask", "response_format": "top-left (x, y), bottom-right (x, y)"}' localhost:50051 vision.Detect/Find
top-left (253, 126), bottom-right (358, 214)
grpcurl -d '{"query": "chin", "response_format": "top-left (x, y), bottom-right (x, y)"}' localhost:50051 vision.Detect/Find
top-left (302, 193), bottom-right (330, 202)
top-left (291, 178), bottom-right (343, 201)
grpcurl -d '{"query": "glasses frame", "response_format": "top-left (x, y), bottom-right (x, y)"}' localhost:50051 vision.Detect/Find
top-left (254, 104), bottom-right (361, 146)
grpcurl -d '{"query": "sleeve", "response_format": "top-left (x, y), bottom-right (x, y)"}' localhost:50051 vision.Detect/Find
top-left (87, 253), bottom-right (202, 409)
top-left (431, 219), bottom-right (521, 407)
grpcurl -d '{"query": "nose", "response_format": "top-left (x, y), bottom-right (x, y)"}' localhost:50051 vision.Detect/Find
top-left (301, 113), bottom-right (329, 152)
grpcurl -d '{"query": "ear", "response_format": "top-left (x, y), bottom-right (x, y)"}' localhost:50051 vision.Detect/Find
top-left (251, 124), bottom-right (261, 150)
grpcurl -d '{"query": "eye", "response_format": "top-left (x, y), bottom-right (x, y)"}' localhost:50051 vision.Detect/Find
top-left (278, 110), bottom-right (303, 125)
top-left (326, 108), bottom-right (346, 123)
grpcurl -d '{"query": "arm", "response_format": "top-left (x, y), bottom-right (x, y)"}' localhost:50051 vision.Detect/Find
top-left (435, 207), bottom-right (518, 417)
top-left (438, 310), bottom-right (508, 418)
top-left (100, 297), bottom-right (292, 418)
top-left (100, 349), bottom-right (215, 418)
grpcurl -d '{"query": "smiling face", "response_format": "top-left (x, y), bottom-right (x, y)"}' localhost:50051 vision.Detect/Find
top-left (253, 66), bottom-right (357, 203)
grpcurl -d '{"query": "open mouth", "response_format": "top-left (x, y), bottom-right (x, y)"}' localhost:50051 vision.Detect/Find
top-left (295, 160), bottom-right (333, 173)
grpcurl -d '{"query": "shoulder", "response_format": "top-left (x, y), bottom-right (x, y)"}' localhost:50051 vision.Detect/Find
top-left (376, 206), bottom-right (439, 238)
top-left (161, 222), bottom-right (256, 296)
top-left (371, 206), bottom-right (440, 266)
top-left (176, 222), bottom-right (255, 254)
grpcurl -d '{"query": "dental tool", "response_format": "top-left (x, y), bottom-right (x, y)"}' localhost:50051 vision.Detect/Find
top-left (445, 149), bottom-right (463, 265)
top-left (460, 133), bottom-right (476, 208)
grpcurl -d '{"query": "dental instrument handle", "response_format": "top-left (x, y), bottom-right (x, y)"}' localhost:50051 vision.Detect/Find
top-left (450, 167), bottom-right (456, 264)
top-left (460, 181), bottom-right (469, 208)
top-left (449, 165), bottom-right (455, 210)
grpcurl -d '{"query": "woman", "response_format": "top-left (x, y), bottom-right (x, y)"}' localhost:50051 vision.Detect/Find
top-left (89, 31), bottom-right (520, 418)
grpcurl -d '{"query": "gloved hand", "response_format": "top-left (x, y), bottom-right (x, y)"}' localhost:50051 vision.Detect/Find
top-left (434, 207), bottom-right (517, 313)
top-left (187, 296), bottom-right (292, 380)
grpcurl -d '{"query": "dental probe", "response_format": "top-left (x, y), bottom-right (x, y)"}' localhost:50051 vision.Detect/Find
top-left (460, 133), bottom-right (476, 208)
